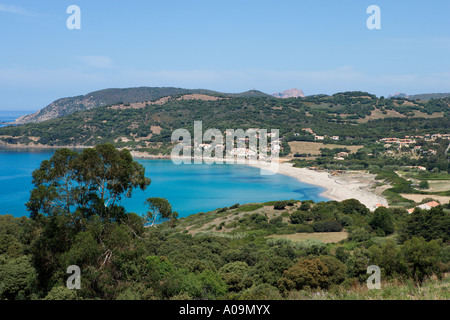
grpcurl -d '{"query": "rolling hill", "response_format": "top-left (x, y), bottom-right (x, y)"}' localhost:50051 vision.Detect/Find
top-left (1, 91), bottom-right (449, 154)
top-left (14, 87), bottom-right (270, 124)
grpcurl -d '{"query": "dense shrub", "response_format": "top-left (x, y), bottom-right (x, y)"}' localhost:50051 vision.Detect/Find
top-left (312, 220), bottom-right (343, 232)
top-left (219, 261), bottom-right (253, 292)
top-left (295, 225), bottom-right (314, 233)
top-left (277, 259), bottom-right (330, 294)
top-left (369, 207), bottom-right (395, 236)
top-left (274, 201), bottom-right (288, 210)
top-left (290, 211), bottom-right (307, 224)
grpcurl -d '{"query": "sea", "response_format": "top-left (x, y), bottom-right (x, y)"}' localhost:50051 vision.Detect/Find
top-left (0, 112), bottom-right (328, 219)
top-left (0, 110), bottom-right (33, 127)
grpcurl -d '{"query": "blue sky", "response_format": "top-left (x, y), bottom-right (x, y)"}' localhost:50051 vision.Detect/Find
top-left (0, 0), bottom-right (449, 111)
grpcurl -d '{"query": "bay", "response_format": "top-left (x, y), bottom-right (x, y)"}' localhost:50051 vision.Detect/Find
top-left (0, 150), bottom-right (328, 218)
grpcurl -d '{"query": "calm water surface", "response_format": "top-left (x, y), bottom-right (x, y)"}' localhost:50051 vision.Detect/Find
top-left (0, 150), bottom-right (328, 218)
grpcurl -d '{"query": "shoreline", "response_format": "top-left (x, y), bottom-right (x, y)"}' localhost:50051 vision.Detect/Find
top-left (136, 152), bottom-right (389, 210)
top-left (247, 161), bottom-right (388, 210)
top-left (0, 144), bottom-right (389, 210)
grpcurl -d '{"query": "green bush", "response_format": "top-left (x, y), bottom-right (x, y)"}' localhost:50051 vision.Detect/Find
top-left (369, 207), bottom-right (394, 236)
top-left (290, 211), bottom-right (307, 224)
top-left (273, 201), bottom-right (288, 210)
top-left (312, 220), bottom-right (343, 232)
top-left (295, 225), bottom-right (314, 233)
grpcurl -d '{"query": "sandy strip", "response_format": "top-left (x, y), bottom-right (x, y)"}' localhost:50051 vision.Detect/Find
top-left (131, 152), bottom-right (389, 210)
top-left (248, 161), bottom-right (388, 210)
top-left (0, 145), bottom-right (388, 210)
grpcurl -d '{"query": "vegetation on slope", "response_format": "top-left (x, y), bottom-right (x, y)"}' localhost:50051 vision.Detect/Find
top-left (1, 92), bottom-right (449, 152)
top-left (14, 87), bottom-right (271, 124)
top-left (0, 145), bottom-right (448, 300)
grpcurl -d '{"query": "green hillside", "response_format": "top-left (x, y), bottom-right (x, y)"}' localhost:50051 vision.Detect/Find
top-left (409, 93), bottom-right (450, 101)
top-left (14, 87), bottom-right (271, 124)
top-left (1, 91), bottom-right (449, 151)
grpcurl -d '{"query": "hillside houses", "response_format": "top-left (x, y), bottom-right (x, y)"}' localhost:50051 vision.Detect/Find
top-left (407, 201), bottom-right (441, 214)
top-left (380, 137), bottom-right (416, 147)
top-left (297, 128), bottom-right (339, 141)
top-left (379, 133), bottom-right (449, 156)
top-left (380, 134), bottom-right (450, 146)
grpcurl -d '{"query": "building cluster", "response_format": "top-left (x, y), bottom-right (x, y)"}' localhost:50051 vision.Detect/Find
top-left (295, 128), bottom-right (339, 141)
top-left (194, 129), bottom-right (282, 159)
top-left (380, 133), bottom-right (450, 145)
top-left (379, 133), bottom-right (450, 154)
top-left (333, 151), bottom-right (349, 161)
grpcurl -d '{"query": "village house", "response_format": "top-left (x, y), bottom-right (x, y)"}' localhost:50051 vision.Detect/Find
top-left (406, 165), bottom-right (427, 171)
top-left (337, 151), bottom-right (349, 158)
top-left (229, 148), bottom-right (257, 158)
top-left (302, 128), bottom-right (315, 134)
top-left (407, 201), bottom-right (440, 214)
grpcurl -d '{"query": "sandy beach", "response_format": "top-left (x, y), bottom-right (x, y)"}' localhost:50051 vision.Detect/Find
top-left (1, 142), bottom-right (388, 210)
top-left (247, 160), bottom-right (389, 210)
top-left (140, 153), bottom-right (389, 210)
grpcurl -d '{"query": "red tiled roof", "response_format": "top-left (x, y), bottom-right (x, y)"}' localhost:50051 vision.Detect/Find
top-left (425, 201), bottom-right (440, 208)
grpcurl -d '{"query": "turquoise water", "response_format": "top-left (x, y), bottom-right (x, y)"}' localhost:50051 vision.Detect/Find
top-left (0, 150), bottom-right (328, 218)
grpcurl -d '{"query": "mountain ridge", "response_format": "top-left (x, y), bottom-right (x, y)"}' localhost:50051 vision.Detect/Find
top-left (272, 88), bottom-right (305, 99)
top-left (1, 91), bottom-right (449, 152)
top-left (14, 87), bottom-right (271, 124)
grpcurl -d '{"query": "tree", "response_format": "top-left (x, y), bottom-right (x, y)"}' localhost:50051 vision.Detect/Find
top-left (401, 237), bottom-right (442, 285)
top-left (399, 206), bottom-right (450, 243)
top-left (26, 144), bottom-right (153, 296)
top-left (273, 201), bottom-right (287, 210)
top-left (419, 180), bottom-right (429, 189)
top-left (290, 211), bottom-right (307, 224)
top-left (0, 255), bottom-right (37, 300)
top-left (339, 199), bottom-right (370, 216)
top-left (368, 240), bottom-right (406, 279)
top-left (145, 197), bottom-right (178, 226)
top-left (318, 255), bottom-right (347, 285)
top-left (256, 255), bottom-right (293, 286)
top-left (369, 207), bottom-right (395, 236)
top-left (27, 144), bottom-right (151, 220)
top-left (299, 201), bottom-right (312, 211)
top-left (43, 286), bottom-right (78, 300)
top-left (219, 261), bottom-right (253, 292)
top-left (277, 258), bottom-right (329, 294)
top-left (179, 270), bottom-right (227, 299)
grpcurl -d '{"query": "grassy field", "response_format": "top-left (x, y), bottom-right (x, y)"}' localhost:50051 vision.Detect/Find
top-left (267, 232), bottom-right (348, 244)
top-left (400, 171), bottom-right (450, 181)
top-left (428, 180), bottom-right (450, 192)
top-left (288, 141), bottom-right (363, 156)
top-left (400, 194), bottom-right (450, 204)
top-left (286, 276), bottom-right (450, 300)
top-left (355, 108), bottom-right (444, 123)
